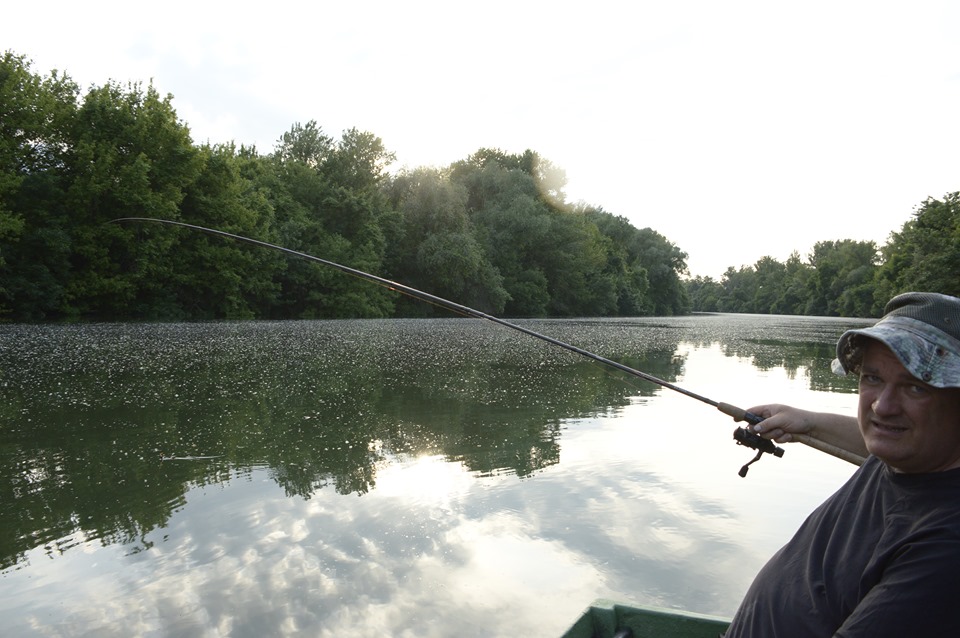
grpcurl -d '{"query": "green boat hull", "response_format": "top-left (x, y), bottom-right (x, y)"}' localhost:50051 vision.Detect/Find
top-left (561, 599), bottom-right (730, 638)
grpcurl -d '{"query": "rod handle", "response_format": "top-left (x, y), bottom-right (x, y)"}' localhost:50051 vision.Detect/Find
top-left (716, 402), bottom-right (762, 424)
top-left (793, 434), bottom-right (866, 466)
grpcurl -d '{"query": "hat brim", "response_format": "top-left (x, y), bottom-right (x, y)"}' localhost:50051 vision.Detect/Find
top-left (833, 316), bottom-right (960, 388)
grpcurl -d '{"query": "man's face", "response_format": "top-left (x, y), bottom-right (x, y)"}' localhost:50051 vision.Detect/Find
top-left (858, 340), bottom-right (960, 473)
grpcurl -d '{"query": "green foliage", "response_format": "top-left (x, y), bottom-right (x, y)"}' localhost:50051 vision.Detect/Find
top-left (274, 120), bottom-right (332, 167)
top-left (468, 171), bottom-right (557, 316)
top-left (687, 208), bottom-right (959, 317)
top-left (686, 276), bottom-right (723, 312)
top-left (0, 52), bottom-right (79, 318)
top-left (172, 144), bottom-right (282, 319)
top-left (540, 211), bottom-right (611, 316)
top-left (62, 80), bottom-right (202, 318)
top-left (6, 48), bottom-right (954, 323)
top-left (443, 152), bottom-right (685, 318)
top-left (0, 45), bottom-right (682, 322)
top-left (266, 122), bottom-right (395, 319)
top-left (384, 167), bottom-right (507, 315)
top-left (585, 211), bottom-right (651, 314)
top-left (802, 239), bottom-right (879, 316)
top-left (0, 52), bottom-right (36, 244)
top-left (771, 252), bottom-right (810, 315)
top-left (875, 194), bottom-right (960, 301)
top-left (324, 127), bottom-right (396, 193)
top-left (586, 210), bottom-right (690, 315)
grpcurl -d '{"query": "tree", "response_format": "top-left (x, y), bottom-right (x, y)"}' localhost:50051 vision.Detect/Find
top-left (752, 256), bottom-right (787, 313)
top-left (540, 210), bottom-right (612, 316)
top-left (629, 227), bottom-right (689, 315)
top-left (451, 157), bottom-right (556, 316)
top-left (592, 212), bottom-right (689, 316)
top-left (719, 266), bottom-right (758, 313)
top-left (173, 144), bottom-right (282, 319)
top-left (323, 127), bottom-right (396, 193)
top-left (686, 275), bottom-right (723, 312)
top-left (771, 252), bottom-right (811, 315)
top-left (0, 52), bottom-right (40, 244)
top-left (385, 167), bottom-right (507, 315)
top-left (470, 181), bottom-right (554, 315)
top-left (804, 240), bottom-right (878, 316)
top-left (875, 193), bottom-right (960, 302)
top-left (586, 210), bottom-right (652, 315)
top-left (63, 80), bottom-right (202, 318)
top-left (267, 124), bottom-right (396, 319)
top-left (274, 120), bottom-right (332, 168)
top-left (0, 52), bottom-right (79, 319)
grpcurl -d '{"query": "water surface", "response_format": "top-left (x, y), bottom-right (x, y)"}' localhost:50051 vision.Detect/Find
top-left (0, 314), bottom-right (871, 636)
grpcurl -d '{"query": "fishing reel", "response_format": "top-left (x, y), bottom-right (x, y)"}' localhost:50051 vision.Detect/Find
top-left (716, 402), bottom-right (785, 477)
top-left (733, 426), bottom-right (784, 477)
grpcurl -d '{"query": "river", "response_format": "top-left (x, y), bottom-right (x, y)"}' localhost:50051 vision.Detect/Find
top-left (0, 313), bottom-right (873, 636)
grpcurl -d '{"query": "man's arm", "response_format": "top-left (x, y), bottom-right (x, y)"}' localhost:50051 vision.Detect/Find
top-left (748, 404), bottom-right (869, 460)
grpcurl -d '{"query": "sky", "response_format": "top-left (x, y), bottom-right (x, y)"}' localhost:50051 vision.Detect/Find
top-left (4, 0), bottom-right (960, 279)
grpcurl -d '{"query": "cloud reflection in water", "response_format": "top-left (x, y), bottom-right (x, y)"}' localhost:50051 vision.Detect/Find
top-left (5, 437), bottom-right (752, 636)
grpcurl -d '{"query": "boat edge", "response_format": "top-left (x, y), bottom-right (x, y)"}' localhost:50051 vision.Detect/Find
top-left (560, 598), bottom-right (731, 638)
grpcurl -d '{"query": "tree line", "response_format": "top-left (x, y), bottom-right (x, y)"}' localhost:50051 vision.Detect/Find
top-left (686, 193), bottom-right (960, 317)
top-left (0, 51), bottom-right (688, 322)
top-left (2, 50), bottom-right (957, 322)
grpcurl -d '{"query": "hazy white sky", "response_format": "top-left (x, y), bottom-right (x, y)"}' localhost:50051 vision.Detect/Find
top-left (5, 0), bottom-right (960, 278)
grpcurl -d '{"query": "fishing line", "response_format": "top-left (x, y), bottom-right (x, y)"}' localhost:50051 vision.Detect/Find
top-left (111, 217), bottom-right (865, 474)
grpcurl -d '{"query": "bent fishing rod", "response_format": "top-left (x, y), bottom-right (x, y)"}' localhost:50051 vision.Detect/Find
top-left (112, 217), bottom-right (866, 475)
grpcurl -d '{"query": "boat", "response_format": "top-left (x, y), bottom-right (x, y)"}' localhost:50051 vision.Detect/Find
top-left (560, 599), bottom-right (731, 638)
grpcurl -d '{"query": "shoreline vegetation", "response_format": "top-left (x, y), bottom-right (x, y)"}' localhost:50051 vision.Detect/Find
top-left (2, 50), bottom-right (957, 323)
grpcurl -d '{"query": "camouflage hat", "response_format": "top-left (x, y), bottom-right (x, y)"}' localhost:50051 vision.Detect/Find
top-left (833, 292), bottom-right (960, 388)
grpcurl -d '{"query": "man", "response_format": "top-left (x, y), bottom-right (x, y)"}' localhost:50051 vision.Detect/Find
top-left (724, 292), bottom-right (960, 637)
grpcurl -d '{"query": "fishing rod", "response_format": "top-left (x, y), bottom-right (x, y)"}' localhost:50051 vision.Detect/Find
top-left (112, 217), bottom-right (865, 475)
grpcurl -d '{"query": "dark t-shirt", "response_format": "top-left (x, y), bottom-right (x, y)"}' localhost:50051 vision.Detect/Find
top-left (725, 455), bottom-right (960, 637)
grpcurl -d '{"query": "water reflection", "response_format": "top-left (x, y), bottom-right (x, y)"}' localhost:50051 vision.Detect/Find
top-left (1, 319), bottom-right (690, 567)
top-left (0, 315), bottom-right (870, 635)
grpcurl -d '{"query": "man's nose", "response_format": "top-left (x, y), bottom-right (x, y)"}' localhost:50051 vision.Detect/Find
top-left (872, 384), bottom-right (902, 415)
